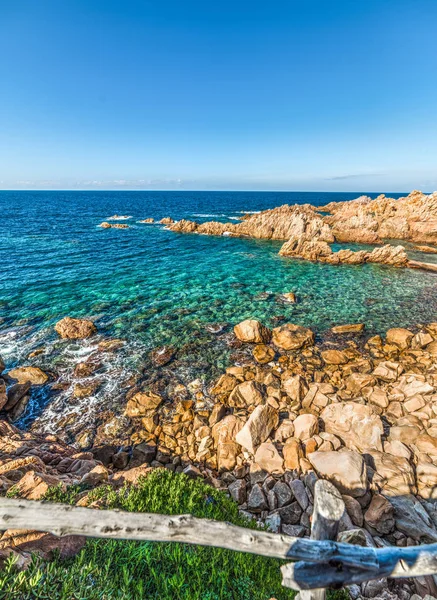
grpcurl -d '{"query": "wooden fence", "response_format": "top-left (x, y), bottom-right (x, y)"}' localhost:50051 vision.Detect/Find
top-left (1, 480), bottom-right (437, 599)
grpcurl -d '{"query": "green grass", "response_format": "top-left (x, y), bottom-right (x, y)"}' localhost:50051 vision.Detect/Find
top-left (0, 470), bottom-right (296, 600)
top-left (0, 469), bottom-right (349, 600)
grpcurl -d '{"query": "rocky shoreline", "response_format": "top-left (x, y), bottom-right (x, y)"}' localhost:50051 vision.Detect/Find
top-left (3, 190), bottom-right (437, 597)
top-left (166, 190), bottom-right (437, 271)
top-left (3, 314), bottom-right (437, 597)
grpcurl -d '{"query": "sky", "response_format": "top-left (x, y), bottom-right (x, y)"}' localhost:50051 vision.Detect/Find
top-left (1, 0), bottom-right (437, 192)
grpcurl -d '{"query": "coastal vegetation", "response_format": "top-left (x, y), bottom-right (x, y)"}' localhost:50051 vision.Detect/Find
top-left (0, 470), bottom-right (298, 600)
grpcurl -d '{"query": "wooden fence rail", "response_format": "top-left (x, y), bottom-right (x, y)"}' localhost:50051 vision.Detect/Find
top-left (1, 480), bottom-right (437, 598)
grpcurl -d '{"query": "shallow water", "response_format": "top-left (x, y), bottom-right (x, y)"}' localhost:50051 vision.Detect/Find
top-left (1, 190), bottom-right (436, 431)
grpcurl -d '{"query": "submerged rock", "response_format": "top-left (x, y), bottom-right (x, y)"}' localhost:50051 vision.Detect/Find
top-left (150, 346), bottom-right (175, 367)
top-left (331, 323), bottom-right (365, 334)
top-left (252, 344), bottom-right (275, 364)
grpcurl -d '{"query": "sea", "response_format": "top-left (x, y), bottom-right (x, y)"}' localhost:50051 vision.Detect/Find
top-left (1, 190), bottom-right (437, 435)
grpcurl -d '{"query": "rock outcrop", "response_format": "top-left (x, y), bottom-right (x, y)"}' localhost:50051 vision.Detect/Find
top-left (321, 190), bottom-right (437, 245)
top-left (166, 190), bottom-right (437, 270)
top-left (169, 204), bottom-right (334, 242)
top-left (279, 241), bottom-right (409, 268)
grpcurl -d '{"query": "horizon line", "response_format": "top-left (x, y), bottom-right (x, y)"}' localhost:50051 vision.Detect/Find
top-left (0, 188), bottom-right (419, 194)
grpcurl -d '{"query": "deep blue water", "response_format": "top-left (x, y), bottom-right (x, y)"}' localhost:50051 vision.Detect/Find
top-left (1, 190), bottom-right (436, 432)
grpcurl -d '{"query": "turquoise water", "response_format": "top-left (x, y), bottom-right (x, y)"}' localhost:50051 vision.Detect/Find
top-left (1, 190), bottom-right (437, 432)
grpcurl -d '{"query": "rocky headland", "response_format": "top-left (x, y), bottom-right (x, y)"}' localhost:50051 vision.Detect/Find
top-left (167, 190), bottom-right (437, 270)
top-left (3, 314), bottom-right (437, 597)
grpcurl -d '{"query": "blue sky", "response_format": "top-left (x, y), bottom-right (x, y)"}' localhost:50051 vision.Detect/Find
top-left (1, 0), bottom-right (437, 192)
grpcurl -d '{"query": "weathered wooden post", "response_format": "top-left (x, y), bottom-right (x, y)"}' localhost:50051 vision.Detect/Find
top-left (281, 479), bottom-right (345, 600)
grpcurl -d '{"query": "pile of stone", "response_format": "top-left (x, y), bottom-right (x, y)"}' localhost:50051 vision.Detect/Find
top-left (119, 319), bottom-right (437, 550)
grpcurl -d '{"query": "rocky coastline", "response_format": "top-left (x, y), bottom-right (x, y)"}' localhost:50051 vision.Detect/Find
top-left (3, 313), bottom-right (437, 598)
top-left (3, 190), bottom-right (437, 598)
top-left (166, 190), bottom-right (437, 271)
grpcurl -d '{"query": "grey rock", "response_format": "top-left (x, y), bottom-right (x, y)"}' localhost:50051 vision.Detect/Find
top-left (265, 512), bottom-right (281, 532)
top-left (337, 528), bottom-right (375, 547)
top-left (249, 462), bottom-right (268, 485)
top-left (289, 478), bottom-right (309, 510)
top-left (228, 479), bottom-right (247, 504)
top-left (278, 501), bottom-right (302, 524)
top-left (337, 509), bottom-right (355, 534)
top-left (221, 472), bottom-right (236, 485)
top-left (4, 381), bottom-right (31, 411)
top-left (273, 481), bottom-right (293, 508)
top-left (347, 584), bottom-right (361, 600)
top-left (364, 494), bottom-right (395, 535)
top-left (112, 451), bottom-right (129, 469)
top-left (282, 524), bottom-right (306, 537)
top-left (267, 489), bottom-right (278, 511)
top-left (7, 391), bottom-right (31, 421)
top-left (239, 509), bottom-right (255, 521)
top-left (390, 495), bottom-right (437, 542)
top-left (300, 511), bottom-right (311, 529)
top-left (130, 443), bottom-right (157, 467)
top-left (361, 578), bottom-right (388, 598)
top-left (342, 494), bottom-right (364, 527)
top-left (303, 471), bottom-right (318, 495)
top-left (247, 483), bottom-right (267, 512)
top-left (182, 464), bottom-right (203, 479)
top-left (261, 475), bottom-right (276, 494)
top-left (156, 449), bottom-right (171, 464)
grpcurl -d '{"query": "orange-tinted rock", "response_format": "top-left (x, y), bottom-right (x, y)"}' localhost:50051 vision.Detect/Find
top-left (235, 405), bottom-right (279, 454)
top-left (332, 323), bottom-right (365, 334)
top-left (234, 320), bottom-right (271, 343)
top-left (320, 402), bottom-right (383, 452)
top-left (125, 392), bottom-right (163, 417)
top-left (212, 415), bottom-right (243, 471)
top-left (111, 465), bottom-right (154, 487)
top-left (252, 344), bottom-right (275, 364)
top-left (272, 323), bottom-right (314, 351)
top-left (321, 349), bottom-right (349, 365)
top-left (7, 367), bottom-right (48, 385)
top-left (12, 471), bottom-right (64, 500)
top-left (308, 450), bottom-right (368, 497)
top-left (283, 438), bottom-right (303, 470)
top-left (55, 317), bottom-right (97, 339)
